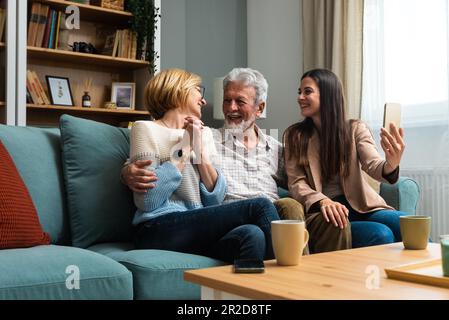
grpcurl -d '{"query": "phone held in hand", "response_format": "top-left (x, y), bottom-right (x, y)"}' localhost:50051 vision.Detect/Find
top-left (383, 103), bottom-right (402, 133)
top-left (233, 259), bottom-right (265, 273)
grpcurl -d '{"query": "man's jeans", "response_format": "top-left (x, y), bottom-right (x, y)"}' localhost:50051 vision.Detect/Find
top-left (134, 197), bottom-right (280, 263)
top-left (334, 195), bottom-right (409, 248)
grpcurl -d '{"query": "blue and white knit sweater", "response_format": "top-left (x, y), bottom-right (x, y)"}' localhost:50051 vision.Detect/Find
top-left (130, 121), bottom-right (226, 225)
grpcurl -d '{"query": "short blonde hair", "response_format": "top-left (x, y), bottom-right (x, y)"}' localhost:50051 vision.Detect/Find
top-left (145, 68), bottom-right (202, 119)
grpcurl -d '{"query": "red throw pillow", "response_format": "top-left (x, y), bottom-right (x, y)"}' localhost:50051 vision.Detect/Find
top-left (0, 141), bottom-right (50, 248)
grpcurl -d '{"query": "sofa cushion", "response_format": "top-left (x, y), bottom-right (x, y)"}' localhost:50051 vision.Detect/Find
top-left (88, 242), bottom-right (225, 300)
top-left (0, 141), bottom-right (50, 248)
top-left (0, 125), bottom-right (70, 245)
top-left (59, 115), bottom-right (135, 248)
top-left (0, 245), bottom-right (133, 299)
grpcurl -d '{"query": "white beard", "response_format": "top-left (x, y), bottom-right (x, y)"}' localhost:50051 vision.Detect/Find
top-left (223, 116), bottom-right (256, 138)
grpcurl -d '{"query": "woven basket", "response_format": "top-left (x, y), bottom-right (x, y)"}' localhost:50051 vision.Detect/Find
top-left (91, 0), bottom-right (125, 11)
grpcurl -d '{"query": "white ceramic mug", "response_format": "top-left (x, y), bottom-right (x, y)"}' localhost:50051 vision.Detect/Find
top-left (271, 220), bottom-right (309, 266)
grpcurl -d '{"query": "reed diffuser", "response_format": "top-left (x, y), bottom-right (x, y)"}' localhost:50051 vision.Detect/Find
top-left (82, 77), bottom-right (93, 108)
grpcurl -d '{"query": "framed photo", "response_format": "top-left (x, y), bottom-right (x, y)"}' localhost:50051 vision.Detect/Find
top-left (111, 82), bottom-right (135, 109)
top-left (45, 76), bottom-right (74, 106)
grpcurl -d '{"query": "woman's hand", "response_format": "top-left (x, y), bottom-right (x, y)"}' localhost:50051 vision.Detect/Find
top-left (183, 116), bottom-right (204, 142)
top-left (183, 116), bottom-right (217, 191)
top-left (319, 198), bottom-right (349, 229)
top-left (380, 123), bottom-right (405, 174)
top-left (182, 116), bottom-right (204, 158)
top-left (173, 117), bottom-right (204, 172)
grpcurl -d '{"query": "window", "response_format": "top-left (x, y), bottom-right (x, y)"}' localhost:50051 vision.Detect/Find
top-left (362, 0), bottom-right (449, 128)
top-left (362, 0), bottom-right (449, 242)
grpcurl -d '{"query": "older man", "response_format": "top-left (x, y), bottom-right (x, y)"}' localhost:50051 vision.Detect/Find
top-left (122, 68), bottom-right (351, 253)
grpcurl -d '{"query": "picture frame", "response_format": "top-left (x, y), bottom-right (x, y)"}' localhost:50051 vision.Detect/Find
top-left (45, 76), bottom-right (74, 106)
top-left (111, 82), bottom-right (135, 109)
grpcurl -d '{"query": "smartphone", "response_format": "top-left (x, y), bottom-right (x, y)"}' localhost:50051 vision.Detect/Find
top-left (383, 103), bottom-right (402, 133)
top-left (233, 259), bottom-right (265, 273)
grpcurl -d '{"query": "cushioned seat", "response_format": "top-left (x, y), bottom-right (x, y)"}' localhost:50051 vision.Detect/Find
top-left (88, 242), bottom-right (225, 300)
top-left (0, 245), bottom-right (133, 300)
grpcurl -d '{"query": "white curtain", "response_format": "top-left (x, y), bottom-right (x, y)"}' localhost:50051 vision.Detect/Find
top-left (362, 0), bottom-right (449, 240)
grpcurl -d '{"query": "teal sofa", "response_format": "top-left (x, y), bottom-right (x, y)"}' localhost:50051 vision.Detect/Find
top-left (0, 115), bottom-right (420, 300)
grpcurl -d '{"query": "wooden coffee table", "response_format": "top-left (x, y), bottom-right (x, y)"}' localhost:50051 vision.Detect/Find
top-left (184, 243), bottom-right (449, 299)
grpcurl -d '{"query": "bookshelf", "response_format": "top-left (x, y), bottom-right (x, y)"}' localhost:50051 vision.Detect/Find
top-left (19, 0), bottom-right (160, 127)
top-left (27, 46), bottom-right (150, 69)
top-left (26, 103), bottom-right (150, 126)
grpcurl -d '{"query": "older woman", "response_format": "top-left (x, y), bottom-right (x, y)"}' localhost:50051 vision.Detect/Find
top-left (130, 68), bottom-right (279, 263)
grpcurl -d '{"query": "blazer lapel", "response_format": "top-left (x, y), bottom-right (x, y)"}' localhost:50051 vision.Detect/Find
top-left (308, 131), bottom-right (322, 191)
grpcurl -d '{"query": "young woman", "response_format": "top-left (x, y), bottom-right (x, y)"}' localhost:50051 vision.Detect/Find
top-left (284, 69), bottom-right (407, 252)
top-left (130, 68), bottom-right (279, 263)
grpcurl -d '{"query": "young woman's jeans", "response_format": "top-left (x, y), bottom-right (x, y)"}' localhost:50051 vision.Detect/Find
top-left (134, 197), bottom-right (280, 263)
top-left (333, 195), bottom-right (409, 248)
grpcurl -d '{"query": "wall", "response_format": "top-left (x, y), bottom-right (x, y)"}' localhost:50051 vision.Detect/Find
top-left (160, 0), bottom-right (186, 70)
top-left (161, 0), bottom-right (247, 128)
top-left (160, 0), bottom-right (302, 135)
top-left (247, 0), bottom-right (302, 137)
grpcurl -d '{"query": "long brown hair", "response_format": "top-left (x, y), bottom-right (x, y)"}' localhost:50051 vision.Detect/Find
top-left (284, 69), bottom-right (352, 183)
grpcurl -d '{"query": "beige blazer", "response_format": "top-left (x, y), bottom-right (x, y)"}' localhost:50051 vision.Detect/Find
top-left (285, 120), bottom-right (398, 214)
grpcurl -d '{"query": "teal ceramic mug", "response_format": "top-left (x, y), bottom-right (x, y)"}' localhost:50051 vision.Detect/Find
top-left (440, 235), bottom-right (449, 277)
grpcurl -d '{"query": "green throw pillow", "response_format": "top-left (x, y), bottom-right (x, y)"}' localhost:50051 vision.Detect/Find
top-left (60, 115), bottom-right (134, 248)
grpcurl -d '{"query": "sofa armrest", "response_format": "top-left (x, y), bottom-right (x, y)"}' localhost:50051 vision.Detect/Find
top-left (380, 177), bottom-right (420, 215)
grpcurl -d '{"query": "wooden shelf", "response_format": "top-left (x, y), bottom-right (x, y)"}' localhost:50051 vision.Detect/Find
top-left (26, 104), bottom-right (151, 127)
top-left (27, 46), bottom-right (149, 70)
top-left (27, 104), bottom-right (149, 115)
top-left (0, 42), bottom-right (5, 49)
top-left (31, 0), bottom-right (132, 25)
top-left (0, 101), bottom-right (5, 107)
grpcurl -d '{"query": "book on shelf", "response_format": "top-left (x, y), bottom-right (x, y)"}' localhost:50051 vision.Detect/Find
top-left (26, 70), bottom-right (51, 105)
top-left (53, 11), bottom-right (62, 49)
top-left (35, 4), bottom-right (50, 47)
top-left (42, 8), bottom-right (53, 48)
top-left (101, 29), bottom-right (138, 59)
top-left (27, 2), bottom-right (41, 46)
top-left (130, 32), bottom-right (137, 60)
top-left (47, 10), bottom-right (58, 49)
top-left (31, 71), bottom-right (51, 105)
top-left (26, 88), bottom-right (33, 104)
top-left (0, 8), bottom-right (7, 43)
top-left (112, 29), bottom-right (121, 57)
top-left (26, 76), bottom-right (43, 105)
top-left (34, 8), bottom-right (64, 49)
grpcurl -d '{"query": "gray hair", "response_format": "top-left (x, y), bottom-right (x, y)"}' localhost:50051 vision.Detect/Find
top-left (223, 68), bottom-right (268, 104)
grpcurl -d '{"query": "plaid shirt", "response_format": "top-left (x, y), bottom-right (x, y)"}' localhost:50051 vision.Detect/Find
top-left (211, 126), bottom-right (287, 203)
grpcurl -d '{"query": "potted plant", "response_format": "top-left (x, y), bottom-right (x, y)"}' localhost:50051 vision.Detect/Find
top-left (125, 0), bottom-right (160, 74)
